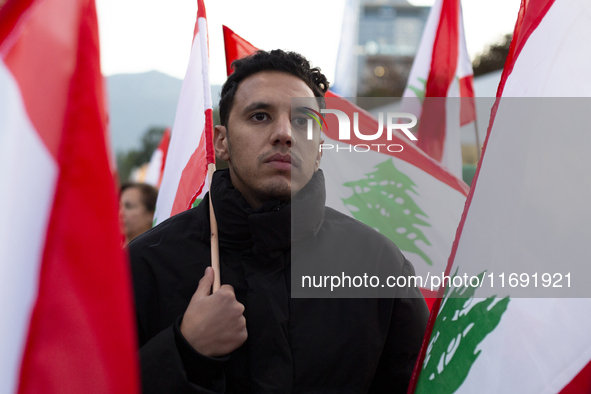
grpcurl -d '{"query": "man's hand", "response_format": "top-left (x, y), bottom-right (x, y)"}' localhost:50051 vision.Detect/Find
top-left (180, 267), bottom-right (247, 357)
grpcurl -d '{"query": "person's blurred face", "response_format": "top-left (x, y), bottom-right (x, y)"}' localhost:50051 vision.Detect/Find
top-left (119, 187), bottom-right (154, 244)
top-left (214, 71), bottom-right (323, 208)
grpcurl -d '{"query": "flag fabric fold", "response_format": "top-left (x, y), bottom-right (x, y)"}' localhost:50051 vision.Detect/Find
top-left (402, 0), bottom-right (476, 178)
top-left (153, 0), bottom-right (214, 225)
top-left (409, 0), bottom-right (591, 392)
top-left (222, 25), bottom-right (258, 76)
top-left (0, 0), bottom-right (139, 392)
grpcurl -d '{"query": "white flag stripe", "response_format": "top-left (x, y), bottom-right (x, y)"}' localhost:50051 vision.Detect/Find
top-left (0, 60), bottom-right (58, 394)
top-left (421, 0), bottom-right (591, 391)
top-left (440, 86), bottom-right (462, 176)
top-left (453, 99), bottom-right (591, 289)
top-left (144, 148), bottom-right (163, 186)
top-left (320, 136), bottom-right (466, 275)
top-left (198, 17), bottom-right (212, 111)
top-left (456, 6), bottom-right (472, 80)
top-left (155, 29), bottom-right (206, 222)
top-left (456, 299), bottom-right (591, 394)
top-left (503, 0), bottom-right (591, 97)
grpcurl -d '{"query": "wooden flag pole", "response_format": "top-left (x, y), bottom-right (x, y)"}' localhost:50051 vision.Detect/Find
top-left (207, 162), bottom-right (221, 292)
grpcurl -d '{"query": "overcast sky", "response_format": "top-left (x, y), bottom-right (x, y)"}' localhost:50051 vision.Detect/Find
top-left (96, 0), bottom-right (521, 85)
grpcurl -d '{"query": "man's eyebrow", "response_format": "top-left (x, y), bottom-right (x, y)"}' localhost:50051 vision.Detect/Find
top-left (242, 101), bottom-right (273, 114)
top-left (293, 106), bottom-right (310, 114)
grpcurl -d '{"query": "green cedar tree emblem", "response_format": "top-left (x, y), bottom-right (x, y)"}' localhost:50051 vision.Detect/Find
top-left (408, 77), bottom-right (427, 103)
top-left (341, 158), bottom-right (433, 265)
top-left (415, 270), bottom-right (510, 394)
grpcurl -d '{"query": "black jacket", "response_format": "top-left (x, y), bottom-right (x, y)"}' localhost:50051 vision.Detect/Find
top-left (129, 169), bottom-right (429, 393)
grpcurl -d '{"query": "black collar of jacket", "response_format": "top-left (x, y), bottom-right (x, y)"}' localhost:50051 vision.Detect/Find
top-left (197, 168), bottom-right (326, 263)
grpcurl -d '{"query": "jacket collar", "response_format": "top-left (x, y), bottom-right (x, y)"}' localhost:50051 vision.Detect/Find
top-left (199, 168), bottom-right (326, 262)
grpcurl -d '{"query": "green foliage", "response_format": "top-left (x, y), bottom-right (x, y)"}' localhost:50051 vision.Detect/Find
top-left (117, 126), bottom-right (167, 182)
top-left (472, 34), bottom-right (512, 77)
top-left (415, 270), bottom-right (510, 394)
top-left (341, 159), bottom-right (433, 265)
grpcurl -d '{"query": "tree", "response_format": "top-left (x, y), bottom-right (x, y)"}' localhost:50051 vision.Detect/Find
top-left (116, 126), bottom-right (166, 182)
top-left (472, 34), bottom-right (512, 77)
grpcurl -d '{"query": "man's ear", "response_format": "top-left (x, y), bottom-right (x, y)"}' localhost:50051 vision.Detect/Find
top-left (315, 138), bottom-right (324, 171)
top-left (214, 125), bottom-right (230, 162)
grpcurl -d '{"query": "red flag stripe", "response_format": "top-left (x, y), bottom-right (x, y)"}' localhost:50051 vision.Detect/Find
top-left (158, 128), bottom-right (171, 187)
top-left (204, 90), bottom-right (215, 165)
top-left (425, 0), bottom-right (459, 97)
top-left (2, 0), bottom-right (78, 159)
top-left (417, 0), bottom-right (459, 162)
top-left (1, 0), bottom-right (140, 392)
top-left (495, 0), bottom-right (556, 98)
top-left (560, 359), bottom-right (591, 393)
top-left (459, 75), bottom-right (476, 126)
top-left (171, 116), bottom-right (210, 215)
top-left (222, 25), bottom-right (258, 77)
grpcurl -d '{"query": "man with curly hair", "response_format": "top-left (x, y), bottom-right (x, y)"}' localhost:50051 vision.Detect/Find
top-left (129, 50), bottom-right (429, 393)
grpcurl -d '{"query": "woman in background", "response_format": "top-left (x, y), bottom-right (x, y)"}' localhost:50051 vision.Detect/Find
top-left (119, 182), bottom-right (158, 246)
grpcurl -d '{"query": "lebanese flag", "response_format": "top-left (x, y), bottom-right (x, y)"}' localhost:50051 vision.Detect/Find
top-left (153, 0), bottom-right (214, 225)
top-left (144, 127), bottom-right (171, 188)
top-left (223, 28), bottom-right (469, 310)
top-left (0, 0), bottom-right (139, 392)
top-left (409, 0), bottom-right (591, 392)
top-left (402, 0), bottom-right (475, 178)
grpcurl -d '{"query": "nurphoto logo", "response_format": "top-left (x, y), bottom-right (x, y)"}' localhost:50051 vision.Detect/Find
top-left (302, 107), bottom-right (418, 154)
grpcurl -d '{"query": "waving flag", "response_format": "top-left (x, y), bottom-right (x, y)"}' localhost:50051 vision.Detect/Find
top-left (402, 0), bottom-right (475, 178)
top-left (153, 0), bottom-right (214, 225)
top-left (331, 0), bottom-right (360, 97)
top-left (222, 28), bottom-right (469, 308)
top-left (410, 0), bottom-right (591, 392)
top-left (0, 0), bottom-right (139, 392)
top-left (222, 25), bottom-right (257, 76)
top-left (144, 127), bottom-right (171, 188)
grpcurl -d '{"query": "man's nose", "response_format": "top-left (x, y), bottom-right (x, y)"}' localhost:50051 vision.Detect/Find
top-left (270, 115), bottom-right (292, 147)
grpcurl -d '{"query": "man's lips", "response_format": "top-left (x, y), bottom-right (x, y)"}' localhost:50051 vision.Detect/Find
top-left (265, 153), bottom-right (293, 170)
top-left (266, 153), bottom-right (291, 163)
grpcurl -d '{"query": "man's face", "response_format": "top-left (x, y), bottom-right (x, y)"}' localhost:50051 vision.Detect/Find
top-left (214, 71), bottom-right (323, 209)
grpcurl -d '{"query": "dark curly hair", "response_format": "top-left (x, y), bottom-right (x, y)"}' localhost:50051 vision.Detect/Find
top-left (219, 50), bottom-right (330, 127)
